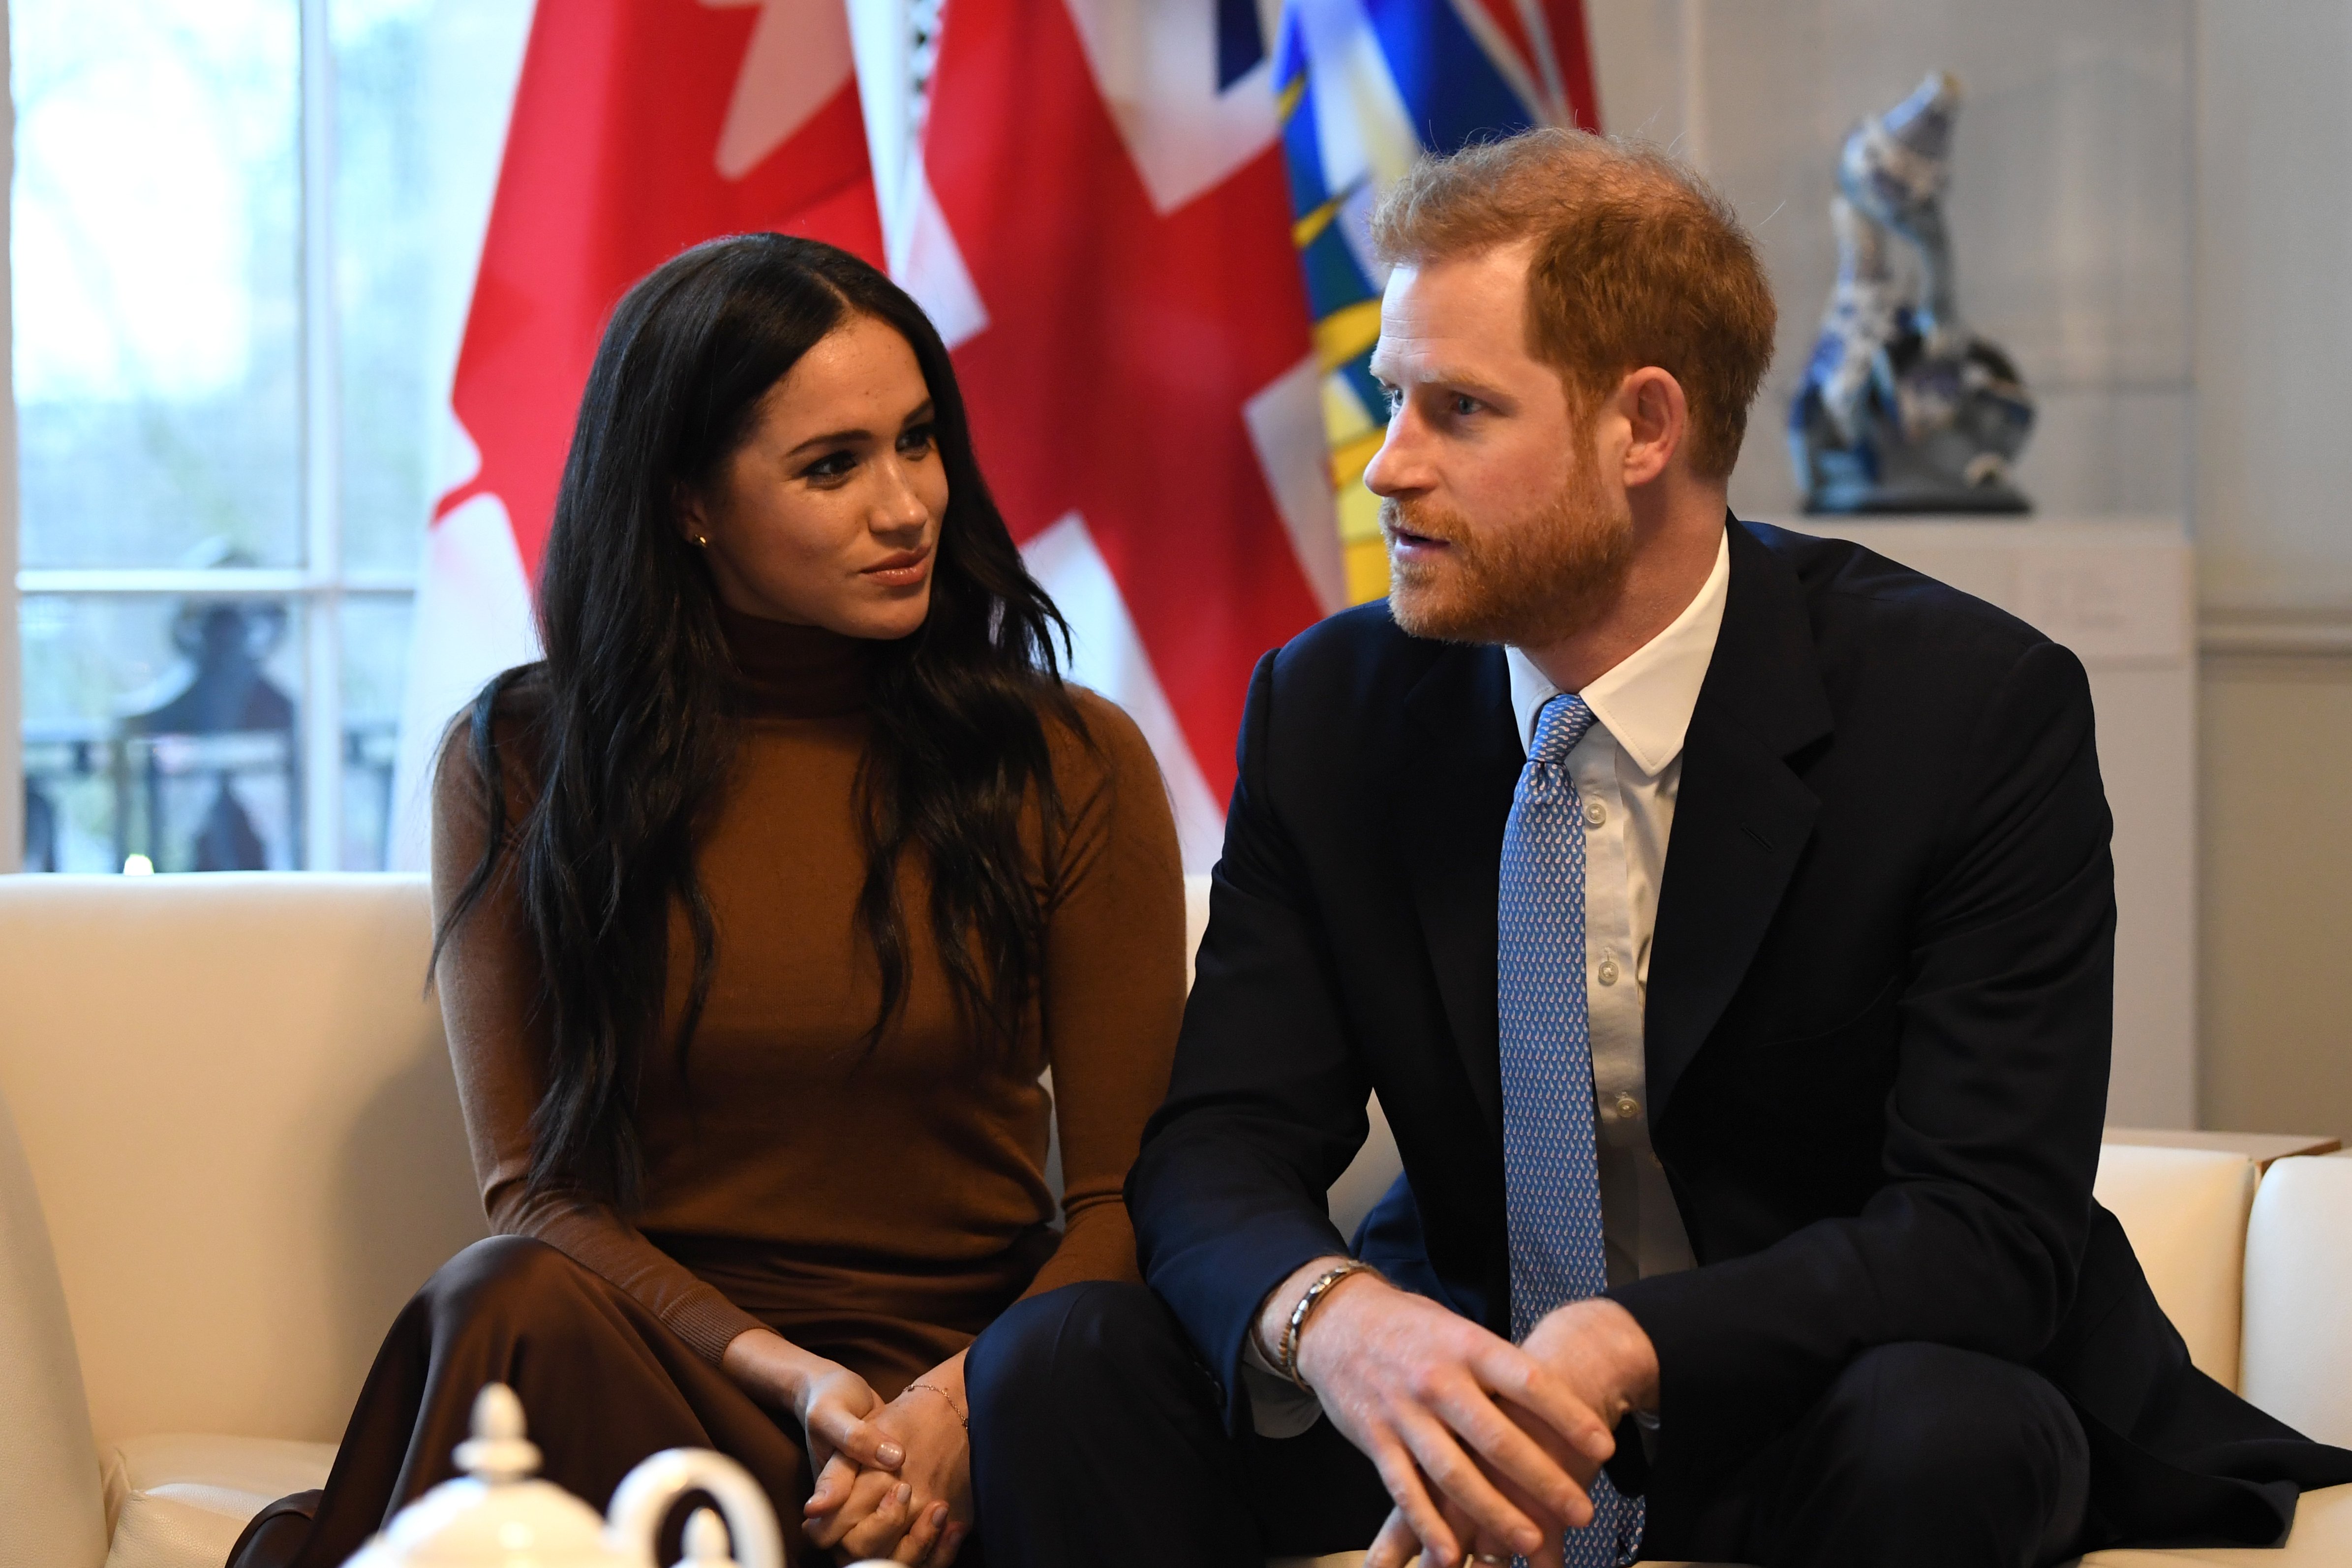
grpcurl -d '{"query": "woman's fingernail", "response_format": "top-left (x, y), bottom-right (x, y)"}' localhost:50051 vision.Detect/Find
top-left (877, 1441), bottom-right (905, 1467)
top-left (895, 1483), bottom-right (913, 1507)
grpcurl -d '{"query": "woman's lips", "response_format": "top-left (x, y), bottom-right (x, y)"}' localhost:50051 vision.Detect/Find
top-left (861, 547), bottom-right (931, 587)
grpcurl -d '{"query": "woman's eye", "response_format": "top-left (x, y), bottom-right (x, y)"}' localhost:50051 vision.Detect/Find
top-left (802, 450), bottom-right (856, 483)
top-left (897, 423), bottom-right (937, 457)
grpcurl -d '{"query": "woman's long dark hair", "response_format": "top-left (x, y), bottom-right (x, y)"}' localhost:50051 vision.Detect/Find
top-left (433, 234), bottom-right (1079, 1211)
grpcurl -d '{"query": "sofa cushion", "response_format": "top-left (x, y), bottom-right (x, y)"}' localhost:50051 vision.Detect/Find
top-left (2076, 1480), bottom-right (2352, 1564)
top-left (2242, 1153), bottom-right (2352, 1446)
top-left (2093, 1143), bottom-right (2259, 1390)
top-left (100, 1435), bottom-right (335, 1568)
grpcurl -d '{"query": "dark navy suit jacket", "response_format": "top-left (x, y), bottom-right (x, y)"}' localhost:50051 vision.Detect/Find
top-left (1129, 518), bottom-right (2352, 1552)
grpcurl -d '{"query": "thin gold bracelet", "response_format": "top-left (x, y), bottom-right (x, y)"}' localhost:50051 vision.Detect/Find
top-left (1277, 1260), bottom-right (1380, 1390)
top-left (904, 1381), bottom-right (968, 1429)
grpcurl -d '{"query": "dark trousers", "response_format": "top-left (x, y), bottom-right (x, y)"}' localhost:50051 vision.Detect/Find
top-left (966, 1283), bottom-right (2091, 1568)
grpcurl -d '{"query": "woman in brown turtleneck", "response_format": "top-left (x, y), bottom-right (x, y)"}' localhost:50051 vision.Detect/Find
top-left (225, 237), bottom-right (1182, 1568)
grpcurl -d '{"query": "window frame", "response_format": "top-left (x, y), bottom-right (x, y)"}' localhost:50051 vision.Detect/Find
top-left (4, 0), bottom-right (415, 874)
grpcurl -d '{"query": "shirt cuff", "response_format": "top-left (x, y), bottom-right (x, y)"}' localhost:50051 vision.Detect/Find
top-left (1240, 1317), bottom-right (1326, 1438)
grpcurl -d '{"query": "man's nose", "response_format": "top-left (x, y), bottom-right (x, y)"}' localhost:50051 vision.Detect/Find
top-left (1362, 412), bottom-right (1421, 498)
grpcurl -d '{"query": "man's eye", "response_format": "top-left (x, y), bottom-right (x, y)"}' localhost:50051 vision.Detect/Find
top-left (1380, 386), bottom-right (1404, 416)
top-left (1451, 394), bottom-right (1481, 418)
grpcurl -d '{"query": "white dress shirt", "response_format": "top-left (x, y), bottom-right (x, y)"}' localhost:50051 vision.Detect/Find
top-left (1243, 530), bottom-right (1730, 1433)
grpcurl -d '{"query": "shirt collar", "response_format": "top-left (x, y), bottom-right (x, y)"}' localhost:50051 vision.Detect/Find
top-left (1505, 527), bottom-right (1731, 778)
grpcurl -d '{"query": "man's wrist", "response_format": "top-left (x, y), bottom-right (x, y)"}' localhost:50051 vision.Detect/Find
top-left (1254, 1256), bottom-right (1390, 1390)
top-left (1538, 1297), bottom-right (1659, 1425)
top-left (1252, 1255), bottom-right (1349, 1368)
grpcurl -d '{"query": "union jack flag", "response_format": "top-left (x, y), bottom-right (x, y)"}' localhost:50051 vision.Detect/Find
top-left (907, 0), bottom-right (1599, 866)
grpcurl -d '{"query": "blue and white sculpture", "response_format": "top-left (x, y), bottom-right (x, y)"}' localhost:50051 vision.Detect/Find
top-left (1791, 72), bottom-right (2035, 514)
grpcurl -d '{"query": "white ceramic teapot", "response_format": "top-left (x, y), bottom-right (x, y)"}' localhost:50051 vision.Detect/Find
top-left (341, 1384), bottom-right (785, 1568)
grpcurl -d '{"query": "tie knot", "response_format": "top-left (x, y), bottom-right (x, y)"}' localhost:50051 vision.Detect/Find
top-left (1528, 693), bottom-right (1598, 767)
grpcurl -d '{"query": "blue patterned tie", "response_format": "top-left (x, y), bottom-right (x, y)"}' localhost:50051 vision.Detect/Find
top-left (1498, 693), bottom-right (1644, 1568)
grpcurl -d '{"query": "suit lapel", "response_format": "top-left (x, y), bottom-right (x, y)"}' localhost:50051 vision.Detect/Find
top-left (1398, 643), bottom-right (1523, 1135)
top-left (1646, 520), bottom-right (1835, 1123)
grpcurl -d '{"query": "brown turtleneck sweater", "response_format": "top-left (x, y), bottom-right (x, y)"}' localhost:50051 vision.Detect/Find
top-left (430, 607), bottom-right (1185, 1394)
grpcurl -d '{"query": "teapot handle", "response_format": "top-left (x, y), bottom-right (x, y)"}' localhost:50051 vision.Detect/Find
top-left (605, 1448), bottom-right (785, 1568)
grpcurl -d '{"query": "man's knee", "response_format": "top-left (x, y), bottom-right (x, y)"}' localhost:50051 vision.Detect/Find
top-left (970, 1282), bottom-right (1205, 1425)
top-left (1820, 1342), bottom-right (2085, 1500)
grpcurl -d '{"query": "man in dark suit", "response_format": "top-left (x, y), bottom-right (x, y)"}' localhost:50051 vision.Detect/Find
top-left (965, 129), bottom-right (2352, 1568)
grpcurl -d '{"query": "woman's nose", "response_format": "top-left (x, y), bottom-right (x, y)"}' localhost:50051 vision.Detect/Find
top-left (872, 457), bottom-right (931, 534)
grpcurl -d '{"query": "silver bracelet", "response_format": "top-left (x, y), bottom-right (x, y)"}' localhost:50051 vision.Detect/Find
top-left (1277, 1261), bottom-right (1379, 1390)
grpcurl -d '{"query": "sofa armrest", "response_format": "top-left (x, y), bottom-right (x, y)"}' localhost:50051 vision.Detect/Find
top-left (2094, 1143), bottom-right (2260, 1391)
top-left (2243, 1153), bottom-right (2352, 1446)
top-left (0, 1088), bottom-right (109, 1568)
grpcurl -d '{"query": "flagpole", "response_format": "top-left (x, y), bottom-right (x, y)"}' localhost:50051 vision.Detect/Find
top-left (846, 0), bottom-right (916, 265)
top-left (0, 0), bottom-right (20, 873)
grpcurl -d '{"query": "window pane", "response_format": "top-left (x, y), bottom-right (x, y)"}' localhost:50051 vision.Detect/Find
top-left (333, 0), bottom-right (534, 577)
top-left (10, 0), bottom-right (304, 570)
top-left (338, 592), bottom-right (412, 868)
top-left (22, 594), bottom-right (309, 871)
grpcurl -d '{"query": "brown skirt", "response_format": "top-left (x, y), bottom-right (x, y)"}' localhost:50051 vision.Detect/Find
top-left (224, 1235), bottom-right (927, 1568)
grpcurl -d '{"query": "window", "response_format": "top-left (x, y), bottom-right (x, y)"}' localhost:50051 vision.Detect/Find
top-left (11, 0), bottom-right (529, 870)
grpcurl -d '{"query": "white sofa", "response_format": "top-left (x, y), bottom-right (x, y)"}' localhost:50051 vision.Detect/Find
top-left (0, 873), bottom-right (2344, 1568)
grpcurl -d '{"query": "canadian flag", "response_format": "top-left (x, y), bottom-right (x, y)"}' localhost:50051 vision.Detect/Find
top-left (906, 0), bottom-right (1345, 870)
top-left (391, 0), bottom-right (886, 865)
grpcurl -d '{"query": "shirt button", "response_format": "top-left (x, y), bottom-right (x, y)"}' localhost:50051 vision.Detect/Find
top-left (1615, 1094), bottom-right (1641, 1120)
top-left (1596, 957), bottom-right (1620, 986)
top-left (1584, 799), bottom-right (1607, 828)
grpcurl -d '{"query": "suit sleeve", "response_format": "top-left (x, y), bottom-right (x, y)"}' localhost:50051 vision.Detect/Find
top-left (1610, 640), bottom-right (2115, 1467)
top-left (1128, 651), bottom-right (1376, 1432)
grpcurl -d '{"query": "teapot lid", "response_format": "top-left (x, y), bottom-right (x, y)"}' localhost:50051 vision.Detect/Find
top-left (344, 1385), bottom-right (624, 1568)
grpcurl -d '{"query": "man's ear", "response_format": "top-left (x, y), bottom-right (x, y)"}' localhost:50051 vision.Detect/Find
top-left (1615, 367), bottom-right (1688, 489)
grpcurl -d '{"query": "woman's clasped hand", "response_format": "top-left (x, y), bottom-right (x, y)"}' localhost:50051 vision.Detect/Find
top-left (724, 1328), bottom-right (973, 1565)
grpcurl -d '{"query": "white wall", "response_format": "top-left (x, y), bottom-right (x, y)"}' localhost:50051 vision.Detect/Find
top-left (2189, 2), bottom-right (2352, 1140)
top-left (2195, 1), bottom-right (2352, 616)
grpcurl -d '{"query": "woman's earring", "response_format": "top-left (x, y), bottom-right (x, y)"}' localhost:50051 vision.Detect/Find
top-left (692, 534), bottom-right (709, 548)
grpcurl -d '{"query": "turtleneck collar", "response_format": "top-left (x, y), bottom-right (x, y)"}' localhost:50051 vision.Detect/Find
top-left (716, 601), bottom-right (872, 718)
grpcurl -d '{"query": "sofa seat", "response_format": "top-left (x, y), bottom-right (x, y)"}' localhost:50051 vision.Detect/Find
top-left (1270, 1482), bottom-right (2352, 1567)
top-left (102, 1436), bottom-right (336, 1568)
